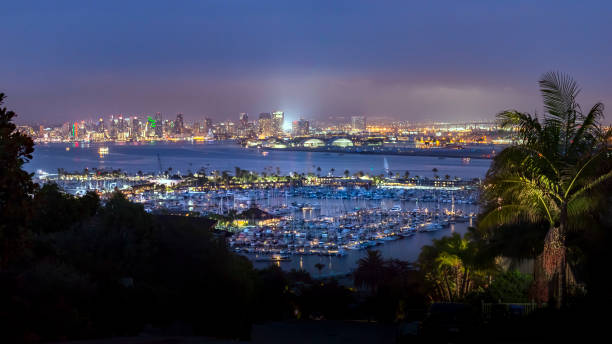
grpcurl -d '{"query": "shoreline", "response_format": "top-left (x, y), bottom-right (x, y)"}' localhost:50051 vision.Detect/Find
top-left (262, 146), bottom-right (499, 160)
top-left (33, 140), bottom-right (500, 160)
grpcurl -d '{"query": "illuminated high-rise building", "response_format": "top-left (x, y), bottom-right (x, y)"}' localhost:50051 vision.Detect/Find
top-left (272, 111), bottom-right (284, 135)
top-left (239, 113), bottom-right (248, 128)
top-left (292, 118), bottom-right (310, 136)
top-left (203, 117), bottom-right (213, 132)
top-left (258, 112), bottom-right (272, 137)
top-left (154, 113), bottom-right (163, 137)
top-left (174, 113), bottom-right (185, 135)
top-left (73, 122), bottom-right (79, 139)
top-left (131, 117), bottom-right (141, 139)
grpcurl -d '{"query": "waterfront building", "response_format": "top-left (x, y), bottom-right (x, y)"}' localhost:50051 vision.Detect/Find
top-left (174, 113), bottom-right (185, 135)
top-left (351, 115), bottom-right (366, 132)
top-left (331, 137), bottom-right (354, 147)
top-left (131, 117), bottom-right (140, 140)
top-left (302, 138), bottom-right (326, 148)
top-left (153, 113), bottom-right (163, 138)
top-left (292, 118), bottom-right (310, 136)
top-left (258, 112), bottom-right (273, 137)
top-left (215, 121), bottom-right (236, 139)
top-left (193, 121), bottom-right (201, 135)
top-left (17, 125), bottom-right (36, 138)
top-left (272, 111), bottom-right (284, 136)
top-left (97, 117), bottom-right (105, 133)
top-left (239, 112), bottom-right (249, 128)
top-left (203, 117), bottom-right (213, 133)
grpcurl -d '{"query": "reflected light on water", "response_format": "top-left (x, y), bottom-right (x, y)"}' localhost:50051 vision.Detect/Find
top-left (98, 147), bottom-right (109, 159)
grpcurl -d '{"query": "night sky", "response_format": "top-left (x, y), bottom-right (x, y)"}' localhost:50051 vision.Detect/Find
top-left (2, 0), bottom-right (611, 124)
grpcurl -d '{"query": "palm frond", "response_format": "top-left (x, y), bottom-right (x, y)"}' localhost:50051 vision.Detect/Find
top-left (563, 151), bottom-right (605, 198)
top-left (486, 145), bottom-right (560, 183)
top-left (568, 168), bottom-right (612, 202)
top-left (567, 195), bottom-right (599, 219)
top-left (569, 102), bottom-right (605, 157)
top-left (436, 251), bottom-right (462, 270)
top-left (540, 71), bottom-right (582, 156)
top-left (496, 175), bottom-right (561, 205)
top-left (497, 110), bottom-right (542, 145)
top-left (540, 71), bottom-right (580, 119)
top-left (479, 204), bottom-right (547, 230)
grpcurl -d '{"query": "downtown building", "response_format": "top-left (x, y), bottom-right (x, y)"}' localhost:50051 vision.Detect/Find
top-left (292, 118), bottom-right (310, 136)
top-left (351, 115), bottom-right (367, 132)
top-left (271, 111), bottom-right (284, 136)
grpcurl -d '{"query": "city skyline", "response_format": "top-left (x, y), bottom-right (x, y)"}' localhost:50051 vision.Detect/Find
top-left (23, 110), bottom-right (508, 144)
top-left (2, 1), bottom-right (612, 124)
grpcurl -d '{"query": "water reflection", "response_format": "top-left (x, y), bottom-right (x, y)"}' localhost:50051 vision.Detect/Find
top-left (251, 220), bottom-right (472, 276)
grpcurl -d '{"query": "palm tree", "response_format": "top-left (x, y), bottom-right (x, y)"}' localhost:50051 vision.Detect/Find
top-left (480, 72), bottom-right (612, 308)
top-left (419, 233), bottom-right (487, 302)
top-left (221, 171), bottom-right (231, 185)
top-left (344, 169), bottom-right (350, 178)
top-left (314, 263), bottom-right (325, 277)
top-left (354, 250), bottom-right (386, 294)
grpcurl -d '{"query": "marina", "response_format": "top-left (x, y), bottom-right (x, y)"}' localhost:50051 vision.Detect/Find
top-left (28, 142), bottom-right (484, 275)
top-left (128, 184), bottom-right (478, 274)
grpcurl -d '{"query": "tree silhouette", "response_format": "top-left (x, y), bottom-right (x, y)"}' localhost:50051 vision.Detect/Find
top-left (354, 250), bottom-right (385, 294)
top-left (0, 93), bottom-right (37, 267)
top-left (315, 263), bottom-right (325, 276)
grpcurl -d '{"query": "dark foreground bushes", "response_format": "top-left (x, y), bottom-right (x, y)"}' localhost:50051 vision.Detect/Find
top-left (0, 189), bottom-right (258, 342)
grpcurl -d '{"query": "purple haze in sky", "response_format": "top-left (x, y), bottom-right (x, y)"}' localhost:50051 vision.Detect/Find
top-left (2, 0), bottom-right (611, 124)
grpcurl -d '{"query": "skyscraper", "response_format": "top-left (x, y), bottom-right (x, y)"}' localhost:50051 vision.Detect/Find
top-left (174, 114), bottom-right (185, 135)
top-left (272, 111), bottom-right (284, 135)
top-left (292, 119), bottom-right (310, 136)
top-left (131, 117), bottom-right (140, 140)
top-left (203, 117), bottom-right (213, 133)
top-left (258, 112), bottom-right (272, 137)
top-left (239, 113), bottom-right (248, 128)
top-left (154, 113), bottom-right (163, 137)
